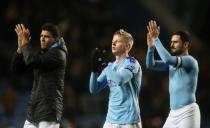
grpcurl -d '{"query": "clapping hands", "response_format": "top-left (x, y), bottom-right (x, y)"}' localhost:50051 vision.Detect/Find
top-left (15, 24), bottom-right (31, 53)
top-left (146, 20), bottom-right (160, 48)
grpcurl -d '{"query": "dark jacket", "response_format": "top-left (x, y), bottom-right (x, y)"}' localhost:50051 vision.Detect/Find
top-left (11, 43), bottom-right (67, 123)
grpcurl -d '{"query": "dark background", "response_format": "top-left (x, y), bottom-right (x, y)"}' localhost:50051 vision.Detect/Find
top-left (0, 0), bottom-right (209, 127)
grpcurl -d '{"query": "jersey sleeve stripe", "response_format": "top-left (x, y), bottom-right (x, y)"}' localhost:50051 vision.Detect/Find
top-left (176, 56), bottom-right (182, 68)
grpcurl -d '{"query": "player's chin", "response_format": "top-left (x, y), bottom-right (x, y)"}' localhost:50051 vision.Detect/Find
top-left (112, 51), bottom-right (118, 56)
top-left (41, 45), bottom-right (47, 49)
top-left (171, 50), bottom-right (179, 55)
top-left (170, 49), bottom-right (175, 53)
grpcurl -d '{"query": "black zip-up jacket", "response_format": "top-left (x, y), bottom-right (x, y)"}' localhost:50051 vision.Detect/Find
top-left (11, 43), bottom-right (67, 123)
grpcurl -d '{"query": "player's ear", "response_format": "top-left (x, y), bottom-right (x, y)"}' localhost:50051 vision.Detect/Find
top-left (183, 41), bottom-right (190, 49)
top-left (126, 42), bottom-right (132, 51)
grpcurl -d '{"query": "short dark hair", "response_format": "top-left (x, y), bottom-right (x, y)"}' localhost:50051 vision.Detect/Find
top-left (173, 31), bottom-right (190, 43)
top-left (41, 23), bottom-right (60, 38)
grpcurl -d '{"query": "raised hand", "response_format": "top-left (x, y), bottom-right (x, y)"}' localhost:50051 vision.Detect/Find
top-left (147, 32), bottom-right (154, 48)
top-left (147, 20), bottom-right (160, 39)
top-left (90, 48), bottom-right (109, 73)
top-left (15, 24), bottom-right (31, 50)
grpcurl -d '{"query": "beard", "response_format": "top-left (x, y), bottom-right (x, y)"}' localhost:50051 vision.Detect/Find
top-left (170, 47), bottom-right (184, 56)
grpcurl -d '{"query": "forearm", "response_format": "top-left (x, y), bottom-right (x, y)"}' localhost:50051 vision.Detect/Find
top-left (89, 72), bottom-right (105, 94)
top-left (154, 37), bottom-right (177, 65)
top-left (10, 52), bottom-right (27, 73)
top-left (146, 47), bottom-right (155, 68)
top-left (146, 46), bottom-right (168, 71)
top-left (21, 44), bottom-right (38, 65)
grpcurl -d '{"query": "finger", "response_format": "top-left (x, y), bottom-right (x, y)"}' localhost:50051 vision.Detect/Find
top-left (154, 20), bottom-right (157, 27)
top-left (149, 20), bottom-right (154, 31)
top-left (17, 24), bottom-right (22, 30)
top-left (151, 20), bottom-right (155, 30)
top-left (20, 24), bottom-right (26, 30)
top-left (14, 28), bottom-right (18, 33)
top-left (148, 21), bottom-right (152, 32)
top-left (16, 24), bottom-right (23, 33)
top-left (15, 27), bottom-right (21, 35)
top-left (14, 29), bottom-right (20, 35)
top-left (15, 24), bottom-right (20, 31)
top-left (147, 25), bottom-right (151, 32)
top-left (15, 25), bottom-right (18, 30)
top-left (148, 21), bottom-right (152, 30)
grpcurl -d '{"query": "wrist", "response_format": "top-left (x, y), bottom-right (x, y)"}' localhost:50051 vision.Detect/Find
top-left (148, 47), bottom-right (155, 51)
top-left (152, 37), bottom-right (159, 41)
top-left (148, 45), bottom-right (155, 49)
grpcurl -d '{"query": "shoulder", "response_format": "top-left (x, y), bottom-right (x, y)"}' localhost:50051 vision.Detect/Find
top-left (125, 56), bottom-right (137, 63)
top-left (181, 55), bottom-right (198, 68)
top-left (124, 56), bottom-right (141, 72)
top-left (182, 55), bottom-right (198, 64)
top-left (103, 61), bottom-right (113, 71)
top-left (50, 47), bottom-right (66, 54)
top-left (107, 61), bottom-right (114, 66)
top-left (125, 56), bottom-right (140, 66)
top-left (47, 48), bottom-right (67, 60)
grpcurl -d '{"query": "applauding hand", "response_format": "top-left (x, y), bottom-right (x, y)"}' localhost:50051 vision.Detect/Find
top-left (15, 24), bottom-right (31, 53)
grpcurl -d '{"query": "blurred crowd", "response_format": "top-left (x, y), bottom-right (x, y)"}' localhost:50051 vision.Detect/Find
top-left (0, 0), bottom-right (209, 128)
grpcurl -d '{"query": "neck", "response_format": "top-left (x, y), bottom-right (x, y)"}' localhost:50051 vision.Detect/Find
top-left (179, 50), bottom-right (189, 56)
top-left (115, 52), bottom-right (128, 63)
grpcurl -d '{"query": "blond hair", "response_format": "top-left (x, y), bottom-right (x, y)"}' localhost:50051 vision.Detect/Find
top-left (114, 29), bottom-right (134, 51)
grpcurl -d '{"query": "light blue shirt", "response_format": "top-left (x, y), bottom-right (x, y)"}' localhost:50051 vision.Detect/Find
top-left (89, 56), bottom-right (142, 124)
top-left (146, 37), bottom-right (199, 110)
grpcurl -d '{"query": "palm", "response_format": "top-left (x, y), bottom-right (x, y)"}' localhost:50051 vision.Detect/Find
top-left (147, 20), bottom-right (160, 39)
top-left (15, 24), bottom-right (31, 47)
